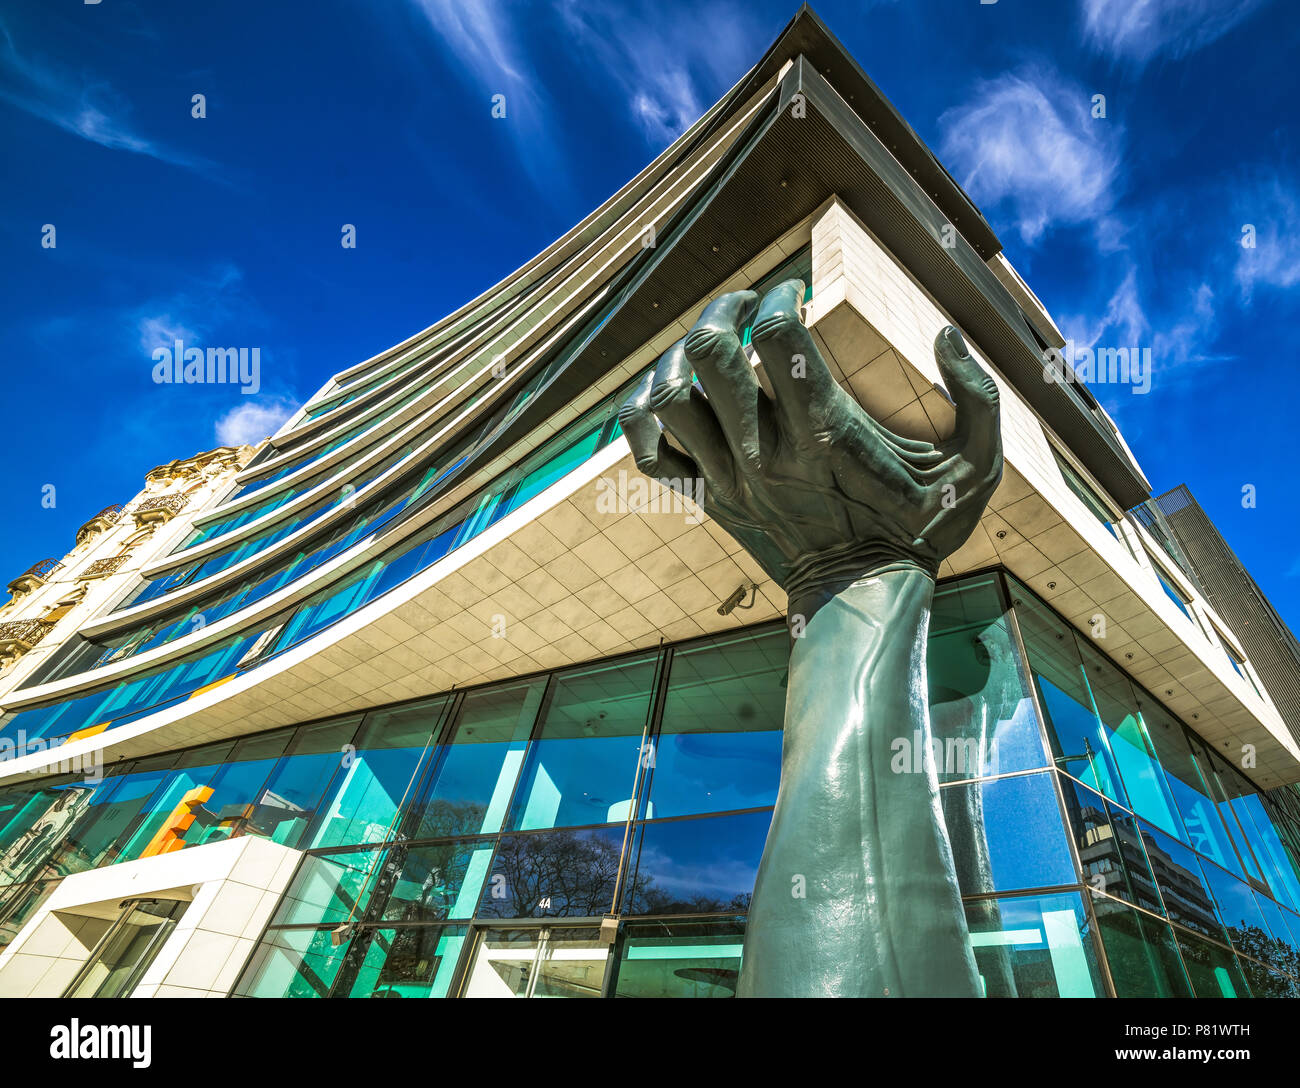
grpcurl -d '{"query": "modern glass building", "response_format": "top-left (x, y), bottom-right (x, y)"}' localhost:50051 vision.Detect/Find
top-left (1, 6), bottom-right (1298, 999)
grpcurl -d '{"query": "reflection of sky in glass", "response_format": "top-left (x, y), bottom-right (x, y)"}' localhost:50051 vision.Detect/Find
top-left (944, 772), bottom-right (1075, 894)
top-left (625, 811), bottom-right (770, 913)
top-left (645, 731), bottom-right (781, 818)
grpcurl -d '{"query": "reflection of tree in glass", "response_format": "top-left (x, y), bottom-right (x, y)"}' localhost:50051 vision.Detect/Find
top-left (624, 886), bottom-right (751, 916)
top-left (415, 799), bottom-right (489, 840)
top-left (1225, 922), bottom-right (1299, 995)
top-left (479, 831), bottom-right (627, 918)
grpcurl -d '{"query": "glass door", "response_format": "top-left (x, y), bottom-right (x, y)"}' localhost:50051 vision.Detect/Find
top-left (63, 897), bottom-right (188, 998)
top-left (460, 926), bottom-right (610, 998)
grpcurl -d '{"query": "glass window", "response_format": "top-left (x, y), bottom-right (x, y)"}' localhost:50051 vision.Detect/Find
top-left (1077, 641), bottom-right (1181, 833)
top-left (0, 880), bottom-right (58, 949)
top-left (1136, 821), bottom-right (1226, 943)
top-left (1053, 450), bottom-right (1115, 528)
top-left (234, 926), bottom-right (354, 998)
top-left (1235, 795), bottom-right (1300, 911)
top-left (175, 729), bottom-right (294, 849)
top-left (252, 717), bottom-right (362, 849)
top-left (648, 628), bottom-right (786, 818)
top-left (928, 575), bottom-right (1044, 781)
top-left (1193, 744), bottom-right (1266, 883)
top-left (414, 680), bottom-right (543, 839)
top-left (113, 743), bottom-right (233, 863)
top-left (1136, 701), bottom-right (1247, 876)
top-left (622, 810), bottom-right (770, 915)
top-left (507, 654), bottom-right (656, 831)
top-left (1057, 777), bottom-right (1160, 913)
top-left (334, 925), bottom-right (467, 998)
top-left (1236, 955), bottom-right (1299, 998)
top-left (964, 891), bottom-right (1102, 997)
top-left (307, 699), bottom-right (445, 849)
top-left (63, 897), bottom-right (188, 998)
top-left (460, 926), bottom-right (610, 998)
top-left (271, 849), bottom-right (388, 927)
top-left (476, 827), bottom-right (626, 919)
top-left (1200, 859), bottom-right (1271, 957)
top-left (369, 840), bottom-right (495, 923)
top-left (942, 772), bottom-right (1075, 895)
top-left (613, 918), bottom-right (745, 998)
top-left (1092, 897), bottom-right (1192, 997)
top-left (50, 757), bottom-right (178, 874)
top-left (0, 779), bottom-right (102, 884)
top-left (1175, 930), bottom-right (1249, 998)
top-left (1009, 583), bottom-right (1128, 805)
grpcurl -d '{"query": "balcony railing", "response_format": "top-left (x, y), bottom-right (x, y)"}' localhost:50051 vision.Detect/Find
top-left (75, 504), bottom-right (124, 545)
top-left (78, 555), bottom-right (130, 580)
top-left (0, 619), bottom-right (56, 654)
top-left (132, 493), bottom-right (189, 525)
top-left (6, 559), bottom-right (62, 597)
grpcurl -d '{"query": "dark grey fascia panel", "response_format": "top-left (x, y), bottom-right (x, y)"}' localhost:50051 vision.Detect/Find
top-left (781, 60), bottom-right (1150, 507)
top-left (460, 56), bottom-right (1149, 511)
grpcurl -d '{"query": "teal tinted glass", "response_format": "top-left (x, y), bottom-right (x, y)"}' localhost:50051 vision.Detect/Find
top-left (965, 891), bottom-right (1101, 998)
top-left (234, 926), bottom-right (354, 998)
top-left (614, 918), bottom-right (746, 998)
top-left (336, 925), bottom-right (467, 998)
top-left (1093, 896), bottom-right (1192, 997)
top-left (507, 654), bottom-right (656, 831)
top-left (308, 699), bottom-right (444, 849)
top-left (415, 680), bottom-right (543, 839)
top-left (650, 627), bottom-right (786, 818)
top-left (1175, 930), bottom-right (1249, 998)
top-left (1136, 820), bottom-right (1226, 943)
top-left (1009, 582), bottom-right (1128, 804)
top-left (928, 574), bottom-right (1044, 781)
top-left (943, 771), bottom-right (1075, 894)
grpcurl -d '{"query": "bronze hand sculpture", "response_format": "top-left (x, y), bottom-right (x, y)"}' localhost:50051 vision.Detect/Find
top-left (618, 280), bottom-right (1003, 997)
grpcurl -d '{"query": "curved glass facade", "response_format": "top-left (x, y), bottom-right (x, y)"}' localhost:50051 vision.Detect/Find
top-left (5, 571), bottom-right (1299, 998)
top-left (0, 383), bottom-right (633, 744)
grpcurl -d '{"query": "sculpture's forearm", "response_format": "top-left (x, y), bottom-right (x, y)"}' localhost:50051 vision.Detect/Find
top-left (736, 566), bottom-right (980, 997)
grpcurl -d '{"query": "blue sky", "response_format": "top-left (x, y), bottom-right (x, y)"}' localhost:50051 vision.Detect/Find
top-left (2, 0), bottom-right (1298, 629)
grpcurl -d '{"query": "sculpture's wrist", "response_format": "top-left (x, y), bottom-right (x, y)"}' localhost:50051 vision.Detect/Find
top-left (782, 539), bottom-right (938, 629)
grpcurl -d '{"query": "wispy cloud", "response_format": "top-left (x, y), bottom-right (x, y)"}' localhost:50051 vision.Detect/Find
top-left (938, 65), bottom-right (1124, 247)
top-left (1059, 265), bottom-right (1148, 351)
top-left (133, 264), bottom-right (250, 357)
top-left (404, 0), bottom-right (572, 199)
top-left (1080, 0), bottom-right (1270, 64)
top-left (1234, 174), bottom-right (1300, 302)
top-left (0, 21), bottom-right (206, 172)
top-left (555, 0), bottom-right (757, 147)
top-left (216, 397), bottom-right (298, 446)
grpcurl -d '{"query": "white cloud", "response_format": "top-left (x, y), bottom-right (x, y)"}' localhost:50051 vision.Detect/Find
top-left (1060, 265), bottom-right (1148, 351)
top-left (1234, 176), bottom-right (1300, 301)
top-left (215, 397), bottom-right (298, 447)
top-left (1153, 282), bottom-right (1217, 366)
top-left (1080, 0), bottom-right (1269, 64)
top-left (0, 21), bottom-right (204, 171)
top-left (404, 0), bottom-right (570, 197)
top-left (938, 66), bottom-right (1123, 247)
top-left (138, 315), bottom-right (201, 355)
top-left (556, 0), bottom-right (755, 147)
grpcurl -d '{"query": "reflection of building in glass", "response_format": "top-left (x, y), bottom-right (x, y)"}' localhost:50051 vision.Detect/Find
top-left (1, 7), bottom-right (1300, 998)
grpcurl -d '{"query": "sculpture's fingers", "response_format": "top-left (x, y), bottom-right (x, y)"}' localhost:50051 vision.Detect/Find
top-left (618, 373), bottom-right (702, 487)
top-left (750, 279), bottom-right (844, 443)
top-left (649, 339), bottom-right (738, 495)
top-left (682, 290), bottom-right (771, 473)
top-left (830, 413), bottom-right (926, 535)
top-left (934, 326), bottom-right (1001, 470)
